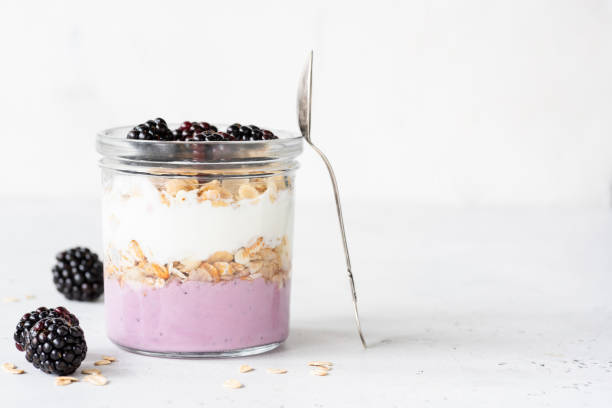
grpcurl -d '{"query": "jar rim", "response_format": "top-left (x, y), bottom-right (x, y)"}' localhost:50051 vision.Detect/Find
top-left (97, 124), bottom-right (304, 165)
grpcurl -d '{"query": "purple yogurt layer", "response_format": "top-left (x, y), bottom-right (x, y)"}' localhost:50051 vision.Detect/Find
top-left (105, 278), bottom-right (291, 353)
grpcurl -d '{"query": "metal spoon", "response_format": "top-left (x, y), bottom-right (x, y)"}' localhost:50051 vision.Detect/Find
top-left (297, 51), bottom-right (367, 349)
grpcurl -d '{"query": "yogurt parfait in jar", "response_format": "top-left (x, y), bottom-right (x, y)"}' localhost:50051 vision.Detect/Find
top-left (97, 119), bottom-right (303, 357)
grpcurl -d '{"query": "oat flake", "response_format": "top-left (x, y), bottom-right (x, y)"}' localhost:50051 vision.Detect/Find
top-left (223, 379), bottom-right (243, 389)
top-left (267, 368), bottom-right (287, 374)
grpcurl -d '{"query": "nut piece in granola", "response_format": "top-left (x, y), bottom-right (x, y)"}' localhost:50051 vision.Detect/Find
top-left (234, 247), bottom-right (250, 265)
top-left (188, 264), bottom-right (212, 282)
top-left (248, 237), bottom-right (264, 254)
top-left (202, 189), bottom-right (221, 201)
top-left (238, 184), bottom-right (258, 200)
top-left (260, 263), bottom-right (279, 280)
top-left (199, 180), bottom-right (221, 193)
top-left (145, 263), bottom-right (169, 280)
top-left (200, 262), bottom-right (220, 282)
top-left (214, 262), bottom-right (233, 280)
top-left (177, 258), bottom-right (201, 273)
top-left (128, 240), bottom-right (146, 262)
top-left (230, 262), bottom-right (248, 277)
top-left (267, 181), bottom-right (278, 202)
top-left (208, 251), bottom-right (234, 263)
top-left (165, 179), bottom-right (199, 196)
top-left (248, 260), bottom-right (263, 274)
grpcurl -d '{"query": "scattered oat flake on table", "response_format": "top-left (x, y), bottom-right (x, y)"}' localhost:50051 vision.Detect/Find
top-left (307, 361), bottom-right (333, 367)
top-left (311, 369), bottom-right (328, 376)
top-left (2, 363), bottom-right (24, 374)
top-left (82, 368), bottom-right (101, 375)
top-left (239, 364), bottom-right (254, 373)
top-left (223, 379), bottom-right (243, 389)
top-left (94, 360), bottom-right (112, 366)
top-left (55, 377), bottom-right (78, 386)
top-left (57, 376), bottom-right (78, 382)
top-left (84, 374), bottom-right (108, 386)
top-left (101, 356), bottom-right (117, 362)
top-left (25, 295), bottom-right (36, 300)
top-left (267, 368), bottom-right (287, 374)
top-left (2, 297), bottom-right (19, 303)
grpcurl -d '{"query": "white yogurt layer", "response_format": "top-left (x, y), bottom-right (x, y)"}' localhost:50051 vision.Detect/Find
top-left (102, 175), bottom-right (294, 264)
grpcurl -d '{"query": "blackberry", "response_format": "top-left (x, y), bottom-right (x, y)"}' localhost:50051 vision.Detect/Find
top-left (175, 121), bottom-right (218, 141)
top-left (127, 117), bottom-right (173, 140)
top-left (126, 119), bottom-right (279, 142)
top-left (175, 121), bottom-right (244, 142)
top-left (226, 123), bottom-right (278, 141)
top-left (52, 247), bottom-right (103, 301)
top-left (218, 132), bottom-right (236, 141)
top-left (13, 306), bottom-right (79, 351)
top-left (24, 317), bottom-right (87, 376)
top-left (261, 129), bottom-right (277, 140)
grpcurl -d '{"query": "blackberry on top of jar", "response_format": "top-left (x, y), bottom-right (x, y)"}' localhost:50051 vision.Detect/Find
top-left (125, 118), bottom-right (279, 141)
top-left (127, 118), bottom-right (173, 141)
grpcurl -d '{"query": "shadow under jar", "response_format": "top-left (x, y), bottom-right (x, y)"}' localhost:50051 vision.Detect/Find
top-left (96, 126), bottom-right (303, 357)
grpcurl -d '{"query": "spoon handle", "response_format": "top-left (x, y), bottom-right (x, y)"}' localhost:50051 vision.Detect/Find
top-left (306, 140), bottom-right (367, 349)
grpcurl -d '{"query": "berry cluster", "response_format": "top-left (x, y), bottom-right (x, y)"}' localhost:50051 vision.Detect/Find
top-left (127, 118), bottom-right (173, 140)
top-left (226, 123), bottom-right (278, 141)
top-left (14, 306), bottom-right (79, 351)
top-left (25, 317), bottom-right (87, 375)
top-left (173, 121), bottom-right (222, 141)
top-left (126, 118), bottom-right (279, 141)
top-left (14, 307), bottom-right (87, 376)
top-left (52, 247), bottom-right (104, 301)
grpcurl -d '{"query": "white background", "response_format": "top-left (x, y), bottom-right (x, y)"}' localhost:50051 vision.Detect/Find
top-left (1, 0), bottom-right (612, 207)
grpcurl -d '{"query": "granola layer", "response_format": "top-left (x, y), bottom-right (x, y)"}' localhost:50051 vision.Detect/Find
top-left (159, 176), bottom-right (292, 207)
top-left (104, 236), bottom-right (291, 289)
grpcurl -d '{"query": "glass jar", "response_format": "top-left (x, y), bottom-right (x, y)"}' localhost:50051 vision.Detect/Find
top-left (96, 126), bottom-right (303, 357)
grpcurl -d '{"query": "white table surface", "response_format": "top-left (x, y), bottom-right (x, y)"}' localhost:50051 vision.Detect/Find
top-left (1, 198), bottom-right (611, 407)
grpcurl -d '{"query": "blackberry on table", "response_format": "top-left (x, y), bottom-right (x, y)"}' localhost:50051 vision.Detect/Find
top-left (52, 247), bottom-right (104, 301)
top-left (24, 317), bottom-right (87, 376)
top-left (13, 306), bottom-right (79, 351)
top-left (127, 117), bottom-right (173, 140)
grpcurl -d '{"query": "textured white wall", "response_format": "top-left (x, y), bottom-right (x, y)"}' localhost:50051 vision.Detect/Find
top-left (1, 0), bottom-right (611, 207)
